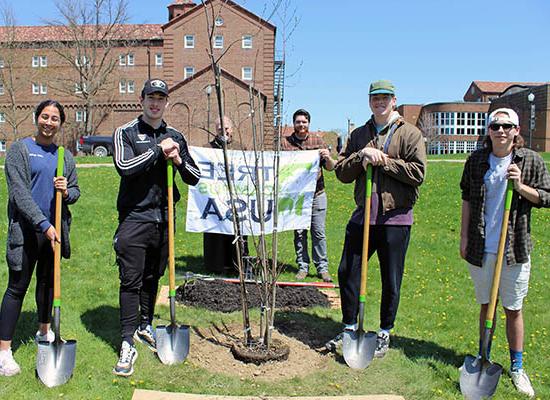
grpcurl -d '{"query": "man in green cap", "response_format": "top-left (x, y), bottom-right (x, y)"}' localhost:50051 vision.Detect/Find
top-left (326, 80), bottom-right (427, 358)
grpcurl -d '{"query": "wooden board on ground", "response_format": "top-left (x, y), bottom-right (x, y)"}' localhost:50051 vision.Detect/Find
top-left (132, 389), bottom-right (405, 400)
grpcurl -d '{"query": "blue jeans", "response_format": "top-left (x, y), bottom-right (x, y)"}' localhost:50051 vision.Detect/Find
top-left (294, 192), bottom-right (328, 274)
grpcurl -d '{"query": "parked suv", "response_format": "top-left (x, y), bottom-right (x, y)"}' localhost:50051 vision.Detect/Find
top-left (79, 135), bottom-right (113, 157)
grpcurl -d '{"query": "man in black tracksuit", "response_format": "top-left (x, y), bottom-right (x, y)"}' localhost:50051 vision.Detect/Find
top-left (111, 79), bottom-right (200, 376)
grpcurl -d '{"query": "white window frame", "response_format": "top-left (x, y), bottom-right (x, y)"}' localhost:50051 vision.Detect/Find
top-left (119, 79), bottom-right (126, 94)
top-left (127, 53), bottom-right (135, 66)
top-left (32, 83), bottom-right (40, 94)
top-left (32, 56), bottom-right (39, 67)
top-left (75, 110), bottom-right (86, 122)
top-left (0, 82), bottom-right (4, 95)
top-left (242, 67), bottom-right (253, 81)
top-left (127, 80), bottom-right (135, 93)
top-left (0, 57), bottom-right (4, 68)
top-left (0, 112), bottom-right (5, 123)
top-left (184, 66), bottom-right (194, 79)
top-left (0, 140), bottom-right (6, 152)
top-left (155, 53), bottom-right (163, 67)
top-left (213, 35), bottom-right (224, 49)
top-left (215, 16), bottom-right (224, 26)
top-left (40, 83), bottom-right (47, 94)
top-left (242, 35), bottom-right (252, 49)
top-left (76, 56), bottom-right (89, 67)
top-left (40, 55), bottom-right (47, 67)
top-left (119, 54), bottom-right (126, 66)
top-left (184, 35), bottom-right (195, 48)
top-left (75, 82), bottom-right (87, 94)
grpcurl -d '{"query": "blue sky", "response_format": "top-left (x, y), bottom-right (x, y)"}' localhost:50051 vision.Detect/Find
top-left (6, 0), bottom-right (550, 132)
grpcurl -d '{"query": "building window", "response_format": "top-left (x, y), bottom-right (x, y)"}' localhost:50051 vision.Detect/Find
top-left (242, 67), bottom-right (253, 81)
top-left (119, 79), bottom-right (126, 93)
top-left (184, 35), bottom-right (195, 48)
top-left (75, 82), bottom-right (87, 94)
top-left (76, 56), bottom-right (89, 67)
top-left (40, 56), bottom-right (47, 67)
top-left (40, 84), bottom-right (47, 94)
top-left (242, 35), bottom-right (252, 49)
top-left (119, 54), bottom-right (126, 66)
top-left (215, 16), bottom-right (224, 26)
top-left (0, 82), bottom-right (4, 95)
top-left (119, 80), bottom-right (134, 93)
top-left (75, 110), bottom-right (86, 122)
top-left (32, 56), bottom-right (39, 67)
top-left (119, 53), bottom-right (134, 66)
top-left (0, 57), bottom-right (4, 68)
top-left (155, 53), bottom-right (163, 67)
top-left (127, 53), bottom-right (135, 66)
top-left (32, 83), bottom-right (40, 94)
top-left (127, 80), bottom-right (135, 93)
top-left (0, 112), bottom-right (5, 122)
top-left (213, 35), bottom-right (224, 49)
top-left (184, 67), bottom-right (195, 79)
top-left (0, 140), bottom-right (5, 152)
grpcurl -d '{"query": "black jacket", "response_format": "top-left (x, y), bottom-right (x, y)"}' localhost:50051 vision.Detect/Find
top-left (112, 116), bottom-right (200, 223)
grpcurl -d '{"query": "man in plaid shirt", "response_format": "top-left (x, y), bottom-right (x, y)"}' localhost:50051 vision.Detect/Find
top-left (460, 108), bottom-right (550, 398)
top-left (281, 109), bottom-right (336, 282)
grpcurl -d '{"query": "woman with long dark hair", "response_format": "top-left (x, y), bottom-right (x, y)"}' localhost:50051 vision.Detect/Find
top-left (0, 100), bottom-right (80, 376)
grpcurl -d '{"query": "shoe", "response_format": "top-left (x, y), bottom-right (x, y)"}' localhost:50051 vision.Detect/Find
top-left (295, 270), bottom-right (307, 280)
top-left (374, 331), bottom-right (390, 358)
top-left (319, 272), bottom-right (332, 282)
top-left (112, 341), bottom-right (138, 377)
top-left (133, 325), bottom-right (157, 353)
top-left (510, 369), bottom-right (535, 397)
top-left (325, 332), bottom-right (343, 352)
top-left (35, 329), bottom-right (55, 344)
top-left (0, 349), bottom-right (21, 376)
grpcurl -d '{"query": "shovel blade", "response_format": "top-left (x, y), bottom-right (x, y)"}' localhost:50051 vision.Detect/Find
top-left (342, 330), bottom-right (376, 369)
top-left (459, 354), bottom-right (503, 399)
top-left (36, 340), bottom-right (77, 387)
top-left (156, 324), bottom-right (189, 365)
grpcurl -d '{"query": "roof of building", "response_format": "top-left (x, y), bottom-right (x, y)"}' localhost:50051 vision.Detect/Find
top-left (472, 80), bottom-right (546, 94)
top-left (0, 24), bottom-right (163, 43)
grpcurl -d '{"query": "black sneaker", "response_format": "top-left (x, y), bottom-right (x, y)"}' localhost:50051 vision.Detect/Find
top-left (374, 331), bottom-right (390, 358)
top-left (133, 325), bottom-right (157, 353)
top-left (113, 341), bottom-right (138, 377)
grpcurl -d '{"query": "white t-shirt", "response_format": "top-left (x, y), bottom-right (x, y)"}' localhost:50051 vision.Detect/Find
top-left (483, 152), bottom-right (512, 254)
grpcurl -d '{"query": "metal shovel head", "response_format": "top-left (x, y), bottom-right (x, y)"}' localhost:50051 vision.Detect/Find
top-left (342, 329), bottom-right (377, 369)
top-left (156, 324), bottom-right (190, 365)
top-left (36, 339), bottom-right (77, 387)
top-left (459, 354), bottom-right (503, 399)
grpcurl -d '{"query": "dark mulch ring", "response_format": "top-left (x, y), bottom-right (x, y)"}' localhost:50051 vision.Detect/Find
top-left (176, 279), bottom-right (330, 312)
top-left (231, 338), bottom-right (290, 365)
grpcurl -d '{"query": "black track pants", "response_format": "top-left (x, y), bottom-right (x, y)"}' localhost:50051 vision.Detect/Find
top-left (114, 221), bottom-right (168, 343)
top-left (338, 222), bottom-right (411, 331)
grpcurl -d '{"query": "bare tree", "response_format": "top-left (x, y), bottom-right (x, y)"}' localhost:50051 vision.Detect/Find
top-left (47, 0), bottom-right (132, 139)
top-left (417, 110), bottom-right (440, 155)
top-left (0, 2), bottom-right (35, 144)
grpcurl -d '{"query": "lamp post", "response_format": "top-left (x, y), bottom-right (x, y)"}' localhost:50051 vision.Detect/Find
top-left (527, 92), bottom-right (535, 149)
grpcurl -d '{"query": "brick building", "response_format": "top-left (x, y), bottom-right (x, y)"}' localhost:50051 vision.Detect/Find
top-left (0, 0), bottom-right (279, 153)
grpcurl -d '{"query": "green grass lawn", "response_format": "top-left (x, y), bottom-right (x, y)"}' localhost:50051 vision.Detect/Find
top-left (0, 161), bottom-right (549, 399)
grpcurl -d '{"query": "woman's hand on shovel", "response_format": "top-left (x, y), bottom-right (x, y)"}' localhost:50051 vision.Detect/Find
top-left (44, 225), bottom-right (60, 251)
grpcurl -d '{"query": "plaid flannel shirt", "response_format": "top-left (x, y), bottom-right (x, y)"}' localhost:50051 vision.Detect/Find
top-left (460, 147), bottom-right (550, 267)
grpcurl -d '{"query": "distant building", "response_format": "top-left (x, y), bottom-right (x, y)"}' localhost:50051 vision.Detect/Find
top-left (0, 0), bottom-right (281, 152)
top-left (463, 81), bottom-right (546, 102)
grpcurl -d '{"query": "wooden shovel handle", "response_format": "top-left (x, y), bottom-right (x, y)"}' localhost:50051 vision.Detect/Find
top-left (485, 180), bottom-right (514, 328)
top-left (53, 147), bottom-right (64, 305)
top-left (359, 165), bottom-right (373, 301)
top-left (167, 160), bottom-right (176, 296)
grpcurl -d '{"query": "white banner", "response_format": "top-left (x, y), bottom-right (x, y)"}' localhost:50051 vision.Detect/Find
top-left (186, 146), bottom-right (320, 235)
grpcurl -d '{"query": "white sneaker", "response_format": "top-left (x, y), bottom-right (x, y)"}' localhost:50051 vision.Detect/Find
top-left (374, 330), bottom-right (390, 358)
top-left (35, 329), bottom-right (55, 344)
top-left (112, 341), bottom-right (138, 377)
top-left (0, 349), bottom-right (21, 376)
top-left (510, 369), bottom-right (535, 397)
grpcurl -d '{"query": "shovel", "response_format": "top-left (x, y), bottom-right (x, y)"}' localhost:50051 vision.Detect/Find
top-left (343, 164), bottom-right (377, 369)
top-left (156, 159), bottom-right (190, 365)
top-left (36, 146), bottom-right (77, 387)
top-left (460, 180), bottom-right (513, 399)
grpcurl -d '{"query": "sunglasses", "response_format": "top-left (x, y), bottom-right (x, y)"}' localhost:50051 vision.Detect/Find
top-left (489, 123), bottom-right (516, 131)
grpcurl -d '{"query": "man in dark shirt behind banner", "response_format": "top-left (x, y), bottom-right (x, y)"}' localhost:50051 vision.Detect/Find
top-left (282, 109), bottom-right (336, 283)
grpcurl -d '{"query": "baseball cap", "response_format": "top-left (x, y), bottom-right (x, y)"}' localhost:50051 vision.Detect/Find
top-left (142, 79), bottom-right (169, 96)
top-left (488, 108), bottom-right (519, 126)
top-left (369, 80), bottom-right (395, 96)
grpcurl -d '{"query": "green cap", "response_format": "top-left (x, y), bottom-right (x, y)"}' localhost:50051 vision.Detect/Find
top-left (369, 80), bottom-right (395, 95)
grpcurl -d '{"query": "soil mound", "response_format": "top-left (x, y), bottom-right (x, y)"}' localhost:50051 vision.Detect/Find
top-left (176, 279), bottom-right (330, 312)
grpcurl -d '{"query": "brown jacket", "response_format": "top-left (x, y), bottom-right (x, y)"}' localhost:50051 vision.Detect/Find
top-left (335, 117), bottom-right (426, 214)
